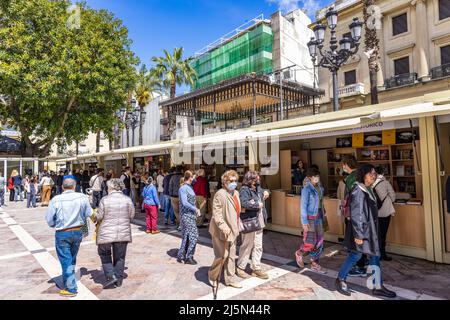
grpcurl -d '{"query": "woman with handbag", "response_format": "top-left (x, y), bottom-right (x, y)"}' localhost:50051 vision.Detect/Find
top-left (236, 171), bottom-right (269, 280)
top-left (177, 171), bottom-right (200, 264)
top-left (95, 178), bottom-right (135, 289)
top-left (295, 168), bottom-right (327, 274)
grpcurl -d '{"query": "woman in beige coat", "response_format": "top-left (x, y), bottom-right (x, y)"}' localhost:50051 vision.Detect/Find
top-left (96, 178), bottom-right (135, 289)
top-left (208, 170), bottom-right (242, 289)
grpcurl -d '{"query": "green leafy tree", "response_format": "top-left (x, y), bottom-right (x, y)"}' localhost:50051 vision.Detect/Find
top-left (0, 0), bottom-right (139, 157)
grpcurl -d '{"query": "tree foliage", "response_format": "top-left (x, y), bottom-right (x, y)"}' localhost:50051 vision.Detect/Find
top-left (0, 0), bottom-right (139, 157)
top-left (151, 47), bottom-right (196, 99)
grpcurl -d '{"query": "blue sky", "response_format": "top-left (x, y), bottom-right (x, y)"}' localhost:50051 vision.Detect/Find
top-left (85, 0), bottom-right (333, 67)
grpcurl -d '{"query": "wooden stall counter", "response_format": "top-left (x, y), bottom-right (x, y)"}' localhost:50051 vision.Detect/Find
top-left (270, 190), bottom-right (344, 240)
top-left (386, 203), bottom-right (426, 249)
top-left (270, 190), bottom-right (427, 258)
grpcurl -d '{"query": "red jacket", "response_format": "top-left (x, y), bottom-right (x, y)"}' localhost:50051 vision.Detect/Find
top-left (193, 176), bottom-right (208, 197)
top-left (8, 177), bottom-right (14, 190)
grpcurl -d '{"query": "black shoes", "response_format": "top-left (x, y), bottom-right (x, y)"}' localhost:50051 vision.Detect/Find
top-left (373, 286), bottom-right (397, 298)
top-left (115, 278), bottom-right (123, 288)
top-left (335, 278), bottom-right (351, 296)
top-left (381, 255), bottom-right (393, 261)
top-left (103, 275), bottom-right (118, 289)
top-left (176, 258), bottom-right (184, 263)
top-left (185, 258), bottom-right (197, 265)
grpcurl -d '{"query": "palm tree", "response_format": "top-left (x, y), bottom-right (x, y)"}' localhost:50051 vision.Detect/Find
top-left (363, 0), bottom-right (380, 105)
top-left (134, 65), bottom-right (162, 145)
top-left (151, 47), bottom-right (197, 99)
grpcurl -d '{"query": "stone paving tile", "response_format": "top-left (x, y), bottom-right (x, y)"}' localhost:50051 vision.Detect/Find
top-left (0, 255), bottom-right (59, 300)
top-left (2, 200), bottom-right (450, 300)
top-left (0, 225), bottom-right (28, 256)
top-left (229, 268), bottom-right (387, 301)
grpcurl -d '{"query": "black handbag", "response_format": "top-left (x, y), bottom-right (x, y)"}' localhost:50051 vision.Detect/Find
top-left (239, 210), bottom-right (262, 234)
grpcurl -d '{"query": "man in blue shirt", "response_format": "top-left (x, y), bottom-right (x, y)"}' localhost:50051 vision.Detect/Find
top-left (45, 178), bottom-right (93, 297)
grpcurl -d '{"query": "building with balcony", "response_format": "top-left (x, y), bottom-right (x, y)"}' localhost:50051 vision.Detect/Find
top-left (311, 0), bottom-right (450, 110)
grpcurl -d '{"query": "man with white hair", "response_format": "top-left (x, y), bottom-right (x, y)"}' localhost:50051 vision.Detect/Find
top-left (45, 177), bottom-right (93, 298)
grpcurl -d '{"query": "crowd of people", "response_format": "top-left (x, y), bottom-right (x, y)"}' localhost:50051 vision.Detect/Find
top-left (1, 158), bottom-right (397, 299)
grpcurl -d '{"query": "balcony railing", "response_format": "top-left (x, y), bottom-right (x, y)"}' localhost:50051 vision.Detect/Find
top-left (338, 83), bottom-right (365, 98)
top-left (430, 63), bottom-right (450, 79)
top-left (384, 73), bottom-right (417, 89)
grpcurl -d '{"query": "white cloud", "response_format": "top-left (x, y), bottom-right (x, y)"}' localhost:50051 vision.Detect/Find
top-left (301, 0), bottom-right (321, 16)
top-left (267, 0), bottom-right (321, 16)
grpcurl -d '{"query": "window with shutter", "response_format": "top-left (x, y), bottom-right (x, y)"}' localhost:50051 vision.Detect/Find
top-left (344, 70), bottom-right (357, 85)
top-left (439, 0), bottom-right (450, 20)
top-left (441, 45), bottom-right (450, 65)
top-left (394, 57), bottom-right (410, 75)
top-left (392, 13), bottom-right (408, 36)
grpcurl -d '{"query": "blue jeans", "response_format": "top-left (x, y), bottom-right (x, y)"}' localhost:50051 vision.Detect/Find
top-left (75, 185), bottom-right (81, 193)
top-left (26, 193), bottom-right (36, 208)
top-left (14, 185), bottom-right (23, 201)
top-left (338, 251), bottom-right (383, 286)
top-left (55, 230), bottom-right (83, 294)
top-left (164, 194), bottom-right (175, 223)
top-left (57, 186), bottom-right (63, 195)
top-left (123, 189), bottom-right (130, 197)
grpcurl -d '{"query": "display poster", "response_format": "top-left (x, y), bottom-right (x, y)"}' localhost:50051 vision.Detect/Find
top-left (382, 129), bottom-right (396, 145)
top-left (352, 133), bottom-right (364, 148)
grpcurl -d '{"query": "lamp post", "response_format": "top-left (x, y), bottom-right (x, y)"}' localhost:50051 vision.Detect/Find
top-left (307, 8), bottom-right (363, 111)
top-left (124, 99), bottom-right (140, 147)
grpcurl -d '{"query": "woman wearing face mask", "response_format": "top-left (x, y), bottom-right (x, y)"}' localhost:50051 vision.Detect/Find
top-left (295, 168), bottom-right (327, 274)
top-left (335, 164), bottom-right (396, 298)
top-left (208, 170), bottom-right (242, 289)
top-left (236, 171), bottom-right (270, 280)
top-left (177, 171), bottom-right (200, 264)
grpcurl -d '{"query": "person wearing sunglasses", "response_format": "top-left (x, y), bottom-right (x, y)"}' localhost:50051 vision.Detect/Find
top-left (335, 164), bottom-right (396, 298)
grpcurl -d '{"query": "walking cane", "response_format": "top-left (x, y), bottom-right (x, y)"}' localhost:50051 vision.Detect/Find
top-left (212, 238), bottom-right (229, 300)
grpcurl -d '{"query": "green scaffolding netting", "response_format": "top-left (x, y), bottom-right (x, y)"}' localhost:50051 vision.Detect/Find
top-left (193, 23), bottom-right (273, 90)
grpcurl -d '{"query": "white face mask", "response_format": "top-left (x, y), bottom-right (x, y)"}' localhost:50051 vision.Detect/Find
top-left (311, 176), bottom-right (320, 184)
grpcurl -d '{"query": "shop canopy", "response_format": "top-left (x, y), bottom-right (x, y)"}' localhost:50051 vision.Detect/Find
top-left (55, 141), bottom-right (180, 163)
top-left (54, 89), bottom-right (450, 161)
top-left (249, 90), bottom-right (450, 139)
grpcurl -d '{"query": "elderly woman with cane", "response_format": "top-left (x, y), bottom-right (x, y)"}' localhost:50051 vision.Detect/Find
top-left (208, 170), bottom-right (242, 290)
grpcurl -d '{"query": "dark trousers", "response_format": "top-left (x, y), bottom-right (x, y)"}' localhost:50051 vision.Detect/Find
top-left (98, 242), bottom-right (128, 280)
top-left (9, 188), bottom-right (15, 202)
top-left (344, 218), bottom-right (367, 269)
top-left (0, 188), bottom-right (4, 206)
top-left (92, 191), bottom-right (102, 209)
top-left (378, 216), bottom-right (391, 257)
top-left (27, 193), bottom-right (36, 208)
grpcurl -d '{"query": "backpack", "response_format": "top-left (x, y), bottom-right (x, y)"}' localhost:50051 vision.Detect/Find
top-left (373, 181), bottom-right (388, 210)
top-left (341, 180), bottom-right (356, 219)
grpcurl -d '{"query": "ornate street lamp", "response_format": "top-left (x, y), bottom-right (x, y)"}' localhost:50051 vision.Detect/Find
top-left (307, 7), bottom-right (363, 111)
top-left (124, 99), bottom-right (140, 147)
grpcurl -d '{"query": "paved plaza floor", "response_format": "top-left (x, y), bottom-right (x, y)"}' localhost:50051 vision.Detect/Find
top-left (1, 199), bottom-right (449, 300)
